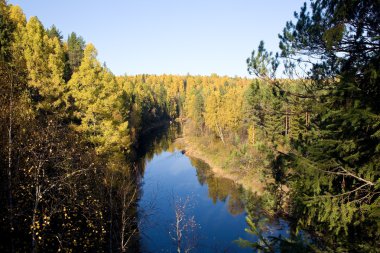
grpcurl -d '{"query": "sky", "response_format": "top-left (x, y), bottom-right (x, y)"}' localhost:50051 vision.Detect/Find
top-left (8, 0), bottom-right (306, 77)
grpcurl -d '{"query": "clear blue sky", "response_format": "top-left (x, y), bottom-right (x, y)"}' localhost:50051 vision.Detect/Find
top-left (9, 0), bottom-right (305, 77)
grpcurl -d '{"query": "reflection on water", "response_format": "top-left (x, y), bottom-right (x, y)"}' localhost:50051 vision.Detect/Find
top-left (135, 123), bottom-right (287, 252)
top-left (135, 122), bottom-right (181, 175)
top-left (190, 158), bottom-right (245, 216)
top-left (137, 150), bottom-right (252, 252)
top-left (134, 123), bottom-right (317, 253)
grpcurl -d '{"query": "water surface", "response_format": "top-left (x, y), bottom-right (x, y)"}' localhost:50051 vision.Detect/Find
top-left (137, 125), bottom-right (290, 252)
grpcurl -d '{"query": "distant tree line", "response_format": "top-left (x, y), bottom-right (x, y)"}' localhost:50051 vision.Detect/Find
top-left (1, 0), bottom-right (378, 252)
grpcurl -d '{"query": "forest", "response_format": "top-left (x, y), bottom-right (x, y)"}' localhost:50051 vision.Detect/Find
top-left (0, 0), bottom-right (379, 252)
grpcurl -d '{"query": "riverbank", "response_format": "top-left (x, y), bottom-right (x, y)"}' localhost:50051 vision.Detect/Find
top-left (174, 133), bottom-right (266, 195)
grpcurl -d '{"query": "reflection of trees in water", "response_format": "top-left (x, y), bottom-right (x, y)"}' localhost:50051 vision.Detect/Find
top-left (190, 158), bottom-right (245, 216)
top-left (135, 122), bottom-right (181, 176)
top-left (187, 149), bottom-right (313, 250)
top-left (237, 212), bottom-right (315, 253)
top-left (116, 122), bottom-right (182, 252)
top-left (170, 196), bottom-right (199, 253)
top-left (99, 123), bottom-right (181, 252)
top-left (237, 192), bottom-right (321, 253)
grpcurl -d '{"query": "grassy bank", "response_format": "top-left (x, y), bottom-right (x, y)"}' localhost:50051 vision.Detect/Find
top-left (174, 124), bottom-right (267, 195)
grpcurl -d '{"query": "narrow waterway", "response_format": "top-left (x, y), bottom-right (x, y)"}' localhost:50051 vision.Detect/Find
top-left (137, 124), bottom-right (291, 252)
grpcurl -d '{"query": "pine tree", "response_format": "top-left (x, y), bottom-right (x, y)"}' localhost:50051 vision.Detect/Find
top-left (66, 32), bottom-right (85, 72)
top-left (247, 0), bottom-right (380, 249)
top-left (0, 0), bottom-right (14, 62)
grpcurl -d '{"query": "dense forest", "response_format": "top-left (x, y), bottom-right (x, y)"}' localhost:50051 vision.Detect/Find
top-left (1, 0), bottom-right (379, 252)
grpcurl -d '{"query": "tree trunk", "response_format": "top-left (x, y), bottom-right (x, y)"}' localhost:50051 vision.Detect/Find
top-left (32, 163), bottom-right (42, 253)
top-left (216, 123), bottom-right (225, 145)
top-left (252, 124), bottom-right (255, 145)
top-left (31, 192), bottom-right (39, 253)
top-left (288, 110), bottom-right (291, 136)
top-left (285, 112), bottom-right (288, 136)
top-left (109, 172), bottom-right (114, 253)
top-left (121, 189), bottom-right (126, 252)
top-left (7, 68), bottom-right (14, 252)
top-left (176, 213), bottom-right (182, 253)
top-left (284, 106), bottom-right (290, 136)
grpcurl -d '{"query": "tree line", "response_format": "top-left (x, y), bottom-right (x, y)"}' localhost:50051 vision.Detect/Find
top-left (0, 2), bottom-right (258, 251)
top-left (0, 2), bottom-right (182, 251)
top-left (1, 0), bottom-right (379, 252)
top-left (242, 0), bottom-right (380, 251)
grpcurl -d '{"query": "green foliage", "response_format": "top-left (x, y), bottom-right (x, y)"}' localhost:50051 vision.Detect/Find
top-left (185, 87), bottom-right (204, 134)
top-left (0, 0), bottom-right (14, 62)
top-left (67, 32), bottom-right (85, 72)
top-left (246, 0), bottom-right (380, 250)
top-left (46, 24), bottom-right (63, 41)
top-left (237, 201), bottom-right (316, 253)
top-left (1, 0), bottom-right (379, 251)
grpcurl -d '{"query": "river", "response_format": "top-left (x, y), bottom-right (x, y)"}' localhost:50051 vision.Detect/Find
top-left (136, 124), bottom-right (292, 252)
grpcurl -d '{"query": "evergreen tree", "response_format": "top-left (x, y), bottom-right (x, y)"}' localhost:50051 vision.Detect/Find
top-left (0, 0), bottom-right (14, 62)
top-left (66, 32), bottom-right (85, 72)
top-left (185, 87), bottom-right (204, 134)
top-left (247, 0), bottom-right (380, 250)
top-left (46, 24), bottom-right (63, 41)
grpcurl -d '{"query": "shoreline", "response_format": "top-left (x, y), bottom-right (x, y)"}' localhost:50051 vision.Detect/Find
top-left (174, 136), bottom-right (265, 195)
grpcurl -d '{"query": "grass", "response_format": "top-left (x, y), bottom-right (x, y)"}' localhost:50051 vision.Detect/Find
top-left (176, 124), bottom-right (269, 195)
